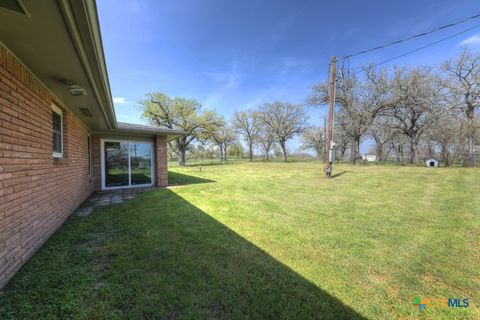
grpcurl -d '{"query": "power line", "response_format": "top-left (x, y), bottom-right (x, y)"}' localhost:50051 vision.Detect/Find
top-left (342, 13), bottom-right (480, 60)
top-left (349, 23), bottom-right (480, 75)
top-left (372, 23), bottom-right (480, 67)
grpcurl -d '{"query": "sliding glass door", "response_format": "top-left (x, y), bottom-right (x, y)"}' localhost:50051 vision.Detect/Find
top-left (104, 141), bottom-right (129, 187)
top-left (103, 140), bottom-right (153, 189)
top-left (130, 142), bottom-right (152, 185)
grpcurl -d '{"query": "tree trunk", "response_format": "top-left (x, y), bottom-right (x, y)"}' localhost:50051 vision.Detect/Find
top-left (373, 136), bottom-right (383, 162)
top-left (178, 148), bottom-right (186, 166)
top-left (340, 145), bottom-right (347, 161)
top-left (395, 144), bottom-right (404, 165)
top-left (464, 108), bottom-right (475, 167)
top-left (248, 143), bottom-right (253, 161)
top-left (441, 143), bottom-right (451, 167)
top-left (376, 143), bottom-right (384, 162)
top-left (176, 138), bottom-right (187, 166)
top-left (395, 146), bottom-right (401, 163)
top-left (280, 141), bottom-right (287, 162)
top-left (409, 138), bottom-right (419, 164)
top-left (317, 147), bottom-right (323, 161)
top-left (263, 145), bottom-right (270, 160)
top-left (351, 136), bottom-right (360, 164)
top-left (218, 144), bottom-right (224, 163)
top-left (383, 146), bottom-right (393, 161)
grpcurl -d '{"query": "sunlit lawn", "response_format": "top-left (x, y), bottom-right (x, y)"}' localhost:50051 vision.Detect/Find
top-left (0, 162), bottom-right (479, 319)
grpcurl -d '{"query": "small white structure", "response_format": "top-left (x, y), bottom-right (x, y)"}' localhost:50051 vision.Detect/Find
top-left (361, 154), bottom-right (377, 162)
top-left (425, 158), bottom-right (439, 167)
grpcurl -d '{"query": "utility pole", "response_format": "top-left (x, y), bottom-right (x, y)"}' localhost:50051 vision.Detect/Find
top-left (325, 56), bottom-right (336, 178)
top-left (323, 116), bottom-right (327, 162)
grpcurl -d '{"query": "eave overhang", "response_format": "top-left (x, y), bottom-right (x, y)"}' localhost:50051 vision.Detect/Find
top-left (0, 0), bottom-right (115, 131)
top-left (0, 0), bottom-right (186, 140)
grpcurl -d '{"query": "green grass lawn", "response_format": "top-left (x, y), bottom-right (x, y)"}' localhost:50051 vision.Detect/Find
top-left (1, 162), bottom-right (479, 319)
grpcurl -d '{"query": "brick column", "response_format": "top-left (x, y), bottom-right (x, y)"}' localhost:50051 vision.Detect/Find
top-left (155, 135), bottom-right (168, 187)
top-left (91, 135), bottom-right (102, 191)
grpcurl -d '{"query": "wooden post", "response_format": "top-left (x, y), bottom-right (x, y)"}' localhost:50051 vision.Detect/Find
top-left (325, 57), bottom-right (336, 177)
top-left (324, 116), bottom-right (328, 162)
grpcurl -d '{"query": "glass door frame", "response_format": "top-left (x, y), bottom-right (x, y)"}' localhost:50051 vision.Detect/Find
top-left (100, 138), bottom-right (155, 190)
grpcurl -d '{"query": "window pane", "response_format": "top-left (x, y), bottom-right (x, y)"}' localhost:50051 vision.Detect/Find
top-left (87, 136), bottom-right (92, 175)
top-left (53, 132), bottom-right (62, 153)
top-left (52, 111), bottom-right (62, 154)
top-left (105, 142), bottom-right (129, 187)
top-left (130, 143), bottom-right (152, 185)
top-left (52, 111), bottom-right (61, 131)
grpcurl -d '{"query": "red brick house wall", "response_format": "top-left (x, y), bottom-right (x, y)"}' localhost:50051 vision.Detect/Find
top-left (0, 46), bottom-right (94, 287)
top-left (91, 135), bottom-right (102, 191)
top-left (155, 135), bottom-right (168, 188)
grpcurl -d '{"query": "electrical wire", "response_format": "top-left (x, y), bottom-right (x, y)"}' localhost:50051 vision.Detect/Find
top-left (342, 13), bottom-right (480, 60)
top-left (351, 23), bottom-right (480, 74)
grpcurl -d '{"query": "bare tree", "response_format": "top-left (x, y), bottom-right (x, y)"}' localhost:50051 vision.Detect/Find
top-left (382, 67), bottom-right (447, 164)
top-left (308, 65), bottom-right (390, 164)
top-left (370, 118), bottom-right (396, 161)
top-left (258, 121), bottom-right (276, 160)
top-left (387, 131), bottom-right (410, 164)
top-left (232, 110), bottom-right (261, 161)
top-left (260, 101), bottom-right (308, 162)
top-left (301, 126), bottom-right (324, 160)
top-left (442, 48), bottom-right (480, 166)
top-left (334, 127), bottom-right (350, 161)
top-left (428, 116), bottom-right (465, 166)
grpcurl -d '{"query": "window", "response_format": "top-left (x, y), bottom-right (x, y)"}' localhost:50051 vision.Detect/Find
top-left (102, 140), bottom-right (153, 189)
top-left (52, 104), bottom-right (63, 157)
top-left (87, 135), bottom-right (92, 176)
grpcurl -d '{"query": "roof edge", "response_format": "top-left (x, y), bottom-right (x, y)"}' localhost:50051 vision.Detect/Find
top-left (92, 129), bottom-right (185, 142)
top-left (57, 0), bottom-right (117, 129)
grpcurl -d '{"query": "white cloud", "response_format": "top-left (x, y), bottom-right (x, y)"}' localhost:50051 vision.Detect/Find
top-left (113, 97), bottom-right (127, 104)
top-left (459, 34), bottom-right (480, 47)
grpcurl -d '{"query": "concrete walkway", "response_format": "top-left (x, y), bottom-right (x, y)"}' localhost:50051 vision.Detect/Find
top-left (76, 187), bottom-right (155, 217)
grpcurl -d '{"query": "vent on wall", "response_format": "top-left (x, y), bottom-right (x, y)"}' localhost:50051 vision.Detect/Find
top-left (79, 107), bottom-right (93, 118)
top-left (0, 0), bottom-right (29, 16)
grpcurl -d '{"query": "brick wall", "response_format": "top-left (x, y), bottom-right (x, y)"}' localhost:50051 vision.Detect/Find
top-left (91, 135), bottom-right (101, 191)
top-left (155, 135), bottom-right (168, 187)
top-left (0, 45), bottom-right (94, 287)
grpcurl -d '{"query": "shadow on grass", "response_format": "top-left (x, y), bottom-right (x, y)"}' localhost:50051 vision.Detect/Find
top-left (332, 171), bottom-right (348, 178)
top-left (168, 171), bottom-right (215, 186)
top-left (0, 189), bottom-right (366, 319)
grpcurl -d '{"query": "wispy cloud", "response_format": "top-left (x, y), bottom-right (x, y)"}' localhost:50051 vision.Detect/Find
top-left (240, 56), bottom-right (314, 109)
top-left (458, 34), bottom-right (480, 46)
top-left (113, 97), bottom-right (127, 104)
top-left (204, 59), bottom-right (242, 108)
top-left (245, 92), bottom-right (269, 109)
top-left (279, 56), bottom-right (311, 75)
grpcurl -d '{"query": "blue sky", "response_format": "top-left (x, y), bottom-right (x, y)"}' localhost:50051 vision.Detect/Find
top-left (97, 0), bottom-right (480, 153)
